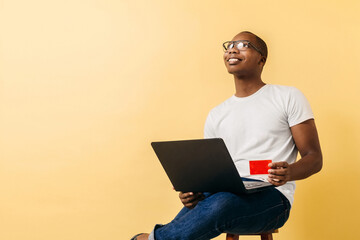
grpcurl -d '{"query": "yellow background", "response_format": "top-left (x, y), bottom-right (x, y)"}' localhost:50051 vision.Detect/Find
top-left (1, 0), bottom-right (359, 239)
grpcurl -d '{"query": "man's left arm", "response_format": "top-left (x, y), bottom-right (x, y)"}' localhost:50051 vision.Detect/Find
top-left (267, 119), bottom-right (323, 186)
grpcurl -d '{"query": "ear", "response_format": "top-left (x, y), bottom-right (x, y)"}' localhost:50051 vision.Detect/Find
top-left (260, 56), bottom-right (266, 64)
top-left (258, 56), bottom-right (266, 67)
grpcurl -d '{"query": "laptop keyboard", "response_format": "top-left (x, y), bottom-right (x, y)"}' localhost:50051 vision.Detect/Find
top-left (244, 181), bottom-right (271, 189)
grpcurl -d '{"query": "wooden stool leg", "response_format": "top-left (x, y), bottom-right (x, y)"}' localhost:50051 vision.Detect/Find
top-left (260, 233), bottom-right (273, 240)
top-left (226, 233), bottom-right (239, 240)
top-left (226, 230), bottom-right (277, 240)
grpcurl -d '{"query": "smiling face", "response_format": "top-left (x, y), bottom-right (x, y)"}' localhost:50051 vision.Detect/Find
top-left (223, 32), bottom-right (266, 78)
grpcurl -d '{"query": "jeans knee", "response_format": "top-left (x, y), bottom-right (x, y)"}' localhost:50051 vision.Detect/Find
top-left (200, 192), bottom-right (240, 217)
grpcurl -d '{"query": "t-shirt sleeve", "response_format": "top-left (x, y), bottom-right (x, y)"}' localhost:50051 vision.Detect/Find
top-left (204, 111), bottom-right (217, 138)
top-left (287, 87), bottom-right (314, 127)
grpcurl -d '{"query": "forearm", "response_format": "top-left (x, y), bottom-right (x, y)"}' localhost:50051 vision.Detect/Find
top-left (288, 119), bottom-right (323, 181)
top-left (268, 151), bottom-right (322, 186)
top-left (289, 151), bottom-right (322, 181)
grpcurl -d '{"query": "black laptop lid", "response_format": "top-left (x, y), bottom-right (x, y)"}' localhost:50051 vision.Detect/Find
top-left (151, 138), bottom-right (247, 193)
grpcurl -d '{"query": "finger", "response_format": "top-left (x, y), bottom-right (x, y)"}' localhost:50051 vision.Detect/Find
top-left (268, 174), bottom-right (286, 181)
top-left (184, 202), bottom-right (196, 209)
top-left (182, 193), bottom-right (205, 203)
top-left (180, 192), bottom-right (194, 198)
top-left (185, 197), bottom-right (198, 204)
top-left (185, 192), bottom-right (203, 199)
top-left (184, 198), bottom-right (200, 207)
top-left (188, 194), bottom-right (204, 202)
top-left (269, 162), bottom-right (288, 169)
top-left (181, 195), bottom-right (199, 204)
top-left (269, 163), bottom-right (287, 169)
top-left (268, 168), bottom-right (287, 176)
top-left (184, 199), bottom-right (201, 209)
top-left (268, 177), bottom-right (285, 186)
top-left (271, 181), bottom-right (285, 187)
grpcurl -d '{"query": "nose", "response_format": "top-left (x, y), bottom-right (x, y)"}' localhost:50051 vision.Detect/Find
top-left (226, 46), bottom-right (239, 54)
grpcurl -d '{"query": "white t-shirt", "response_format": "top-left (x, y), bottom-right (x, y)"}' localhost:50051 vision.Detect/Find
top-left (204, 84), bottom-right (314, 205)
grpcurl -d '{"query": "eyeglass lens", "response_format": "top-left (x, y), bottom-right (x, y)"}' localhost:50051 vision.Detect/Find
top-left (225, 41), bottom-right (247, 50)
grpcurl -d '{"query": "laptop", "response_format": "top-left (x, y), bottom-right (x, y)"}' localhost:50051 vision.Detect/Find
top-left (151, 138), bottom-right (273, 194)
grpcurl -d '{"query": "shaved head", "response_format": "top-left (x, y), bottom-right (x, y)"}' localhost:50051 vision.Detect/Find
top-left (234, 31), bottom-right (268, 60)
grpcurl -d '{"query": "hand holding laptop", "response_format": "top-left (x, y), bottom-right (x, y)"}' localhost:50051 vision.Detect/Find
top-left (179, 192), bottom-right (205, 209)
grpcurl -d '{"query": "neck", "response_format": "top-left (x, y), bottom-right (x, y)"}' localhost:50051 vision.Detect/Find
top-left (233, 75), bottom-right (265, 97)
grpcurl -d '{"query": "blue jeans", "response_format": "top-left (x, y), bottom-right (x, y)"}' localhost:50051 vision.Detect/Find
top-left (149, 188), bottom-right (290, 240)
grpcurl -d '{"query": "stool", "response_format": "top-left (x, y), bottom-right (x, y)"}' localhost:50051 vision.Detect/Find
top-left (226, 229), bottom-right (278, 240)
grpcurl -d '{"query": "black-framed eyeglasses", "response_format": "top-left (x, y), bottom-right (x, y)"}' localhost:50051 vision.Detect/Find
top-left (222, 40), bottom-right (263, 56)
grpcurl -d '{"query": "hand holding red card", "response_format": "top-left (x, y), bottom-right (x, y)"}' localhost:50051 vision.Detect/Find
top-left (267, 161), bottom-right (291, 187)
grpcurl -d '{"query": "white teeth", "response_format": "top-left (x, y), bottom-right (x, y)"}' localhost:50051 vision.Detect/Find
top-left (228, 58), bottom-right (240, 63)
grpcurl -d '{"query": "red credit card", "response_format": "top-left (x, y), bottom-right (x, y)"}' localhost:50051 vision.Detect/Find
top-left (249, 160), bottom-right (272, 175)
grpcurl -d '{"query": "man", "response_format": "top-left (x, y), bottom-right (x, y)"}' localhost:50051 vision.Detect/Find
top-left (131, 31), bottom-right (322, 240)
